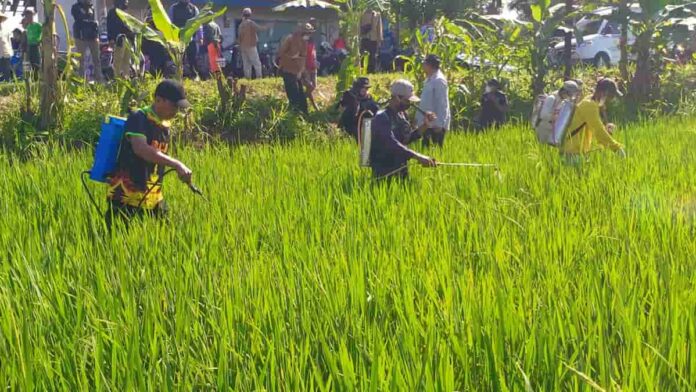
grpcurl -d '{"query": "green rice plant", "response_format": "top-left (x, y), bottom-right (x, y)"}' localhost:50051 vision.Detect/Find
top-left (0, 113), bottom-right (694, 390)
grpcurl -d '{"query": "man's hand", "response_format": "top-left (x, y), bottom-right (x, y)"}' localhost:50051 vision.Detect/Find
top-left (418, 111), bottom-right (438, 131)
top-left (415, 153), bottom-right (436, 167)
top-left (175, 162), bottom-right (193, 184)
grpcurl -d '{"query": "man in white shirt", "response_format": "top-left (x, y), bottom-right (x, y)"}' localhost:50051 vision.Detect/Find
top-left (417, 55), bottom-right (451, 147)
top-left (0, 12), bottom-right (13, 82)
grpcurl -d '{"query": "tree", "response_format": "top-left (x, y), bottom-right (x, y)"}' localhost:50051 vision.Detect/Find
top-left (38, 0), bottom-right (58, 130)
top-left (527, 1), bottom-right (580, 97)
top-left (562, 0), bottom-right (574, 80)
top-left (628, 1), bottom-right (696, 102)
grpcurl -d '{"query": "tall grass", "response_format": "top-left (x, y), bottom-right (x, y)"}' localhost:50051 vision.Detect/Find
top-left (0, 116), bottom-right (695, 390)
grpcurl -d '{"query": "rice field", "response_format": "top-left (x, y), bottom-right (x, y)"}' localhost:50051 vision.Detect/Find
top-left (1, 116), bottom-right (695, 390)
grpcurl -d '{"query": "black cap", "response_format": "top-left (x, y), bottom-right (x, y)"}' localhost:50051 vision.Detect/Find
top-left (487, 79), bottom-right (501, 88)
top-left (424, 54), bottom-right (441, 68)
top-left (596, 78), bottom-right (623, 97)
top-left (154, 79), bottom-right (190, 109)
top-left (353, 77), bottom-right (371, 89)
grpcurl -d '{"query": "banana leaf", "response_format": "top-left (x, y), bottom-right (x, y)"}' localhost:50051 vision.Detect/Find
top-left (116, 9), bottom-right (166, 45)
top-left (148, 0), bottom-right (179, 43)
top-left (180, 7), bottom-right (227, 44)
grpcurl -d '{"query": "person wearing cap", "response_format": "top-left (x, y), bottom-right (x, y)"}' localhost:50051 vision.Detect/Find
top-left (338, 77), bottom-right (379, 140)
top-left (278, 23), bottom-right (314, 114)
top-left (478, 79), bottom-right (509, 130)
top-left (238, 8), bottom-right (272, 79)
top-left (20, 9), bottom-right (42, 75)
top-left (560, 78), bottom-right (625, 159)
top-left (369, 80), bottom-right (437, 180)
top-left (106, 80), bottom-right (193, 228)
top-left (417, 54), bottom-right (451, 147)
top-left (557, 80), bottom-right (581, 101)
top-left (0, 11), bottom-right (12, 82)
top-left (72, 0), bottom-right (103, 82)
top-left (106, 0), bottom-right (135, 79)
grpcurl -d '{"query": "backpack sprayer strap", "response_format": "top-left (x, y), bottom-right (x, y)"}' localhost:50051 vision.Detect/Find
top-left (569, 122), bottom-right (586, 138)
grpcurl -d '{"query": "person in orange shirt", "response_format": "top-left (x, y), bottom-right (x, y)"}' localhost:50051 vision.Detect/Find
top-left (561, 78), bottom-right (626, 162)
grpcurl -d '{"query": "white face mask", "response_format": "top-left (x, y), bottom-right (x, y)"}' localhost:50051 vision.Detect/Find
top-left (303, 36), bottom-right (310, 41)
top-left (485, 86), bottom-right (494, 94)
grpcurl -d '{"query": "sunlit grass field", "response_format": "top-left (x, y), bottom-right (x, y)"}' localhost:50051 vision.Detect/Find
top-left (1, 117), bottom-right (695, 390)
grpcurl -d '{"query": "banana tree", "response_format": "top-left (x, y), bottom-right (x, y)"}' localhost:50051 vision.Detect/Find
top-left (332, 0), bottom-right (387, 93)
top-left (527, 1), bottom-right (582, 97)
top-left (628, 1), bottom-right (696, 102)
top-left (38, 0), bottom-right (58, 130)
top-left (117, 0), bottom-right (226, 80)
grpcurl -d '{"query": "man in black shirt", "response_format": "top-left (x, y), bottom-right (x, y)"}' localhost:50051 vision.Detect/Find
top-left (106, 80), bottom-right (193, 228)
top-left (478, 79), bottom-right (509, 130)
top-left (338, 77), bottom-right (379, 140)
top-left (369, 79), bottom-right (437, 180)
top-left (72, 0), bottom-right (103, 81)
top-left (106, 0), bottom-right (135, 79)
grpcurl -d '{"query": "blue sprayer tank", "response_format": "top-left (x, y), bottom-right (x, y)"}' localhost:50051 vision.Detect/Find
top-left (89, 115), bottom-right (127, 183)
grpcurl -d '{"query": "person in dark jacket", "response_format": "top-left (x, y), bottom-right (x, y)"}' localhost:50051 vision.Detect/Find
top-left (369, 79), bottom-right (437, 181)
top-left (338, 77), bottom-right (379, 140)
top-left (106, 0), bottom-right (135, 79)
top-left (72, 0), bottom-right (103, 81)
top-left (477, 79), bottom-right (508, 130)
top-left (169, 0), bottom-right (200, 77)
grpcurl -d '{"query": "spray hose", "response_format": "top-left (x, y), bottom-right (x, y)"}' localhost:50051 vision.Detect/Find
top-left (81, 169), bottom-right (206, 216)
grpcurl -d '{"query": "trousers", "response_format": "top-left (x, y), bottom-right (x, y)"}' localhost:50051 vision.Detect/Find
top-left (281, 71), bottom-right (308, 114)
top-left (241, 45), bottom-right (262, 79)
top-left (75, 38), bottom-right (104, 81)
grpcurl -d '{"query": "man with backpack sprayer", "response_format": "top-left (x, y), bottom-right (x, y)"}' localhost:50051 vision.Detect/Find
top-left (105, 80), bottom-right (193, 228)
top-left (368, 80), bottom-right (437, 181)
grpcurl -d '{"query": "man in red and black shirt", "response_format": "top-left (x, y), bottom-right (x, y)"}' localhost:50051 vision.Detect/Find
top-left (106, 80), bottom-right (193, 227)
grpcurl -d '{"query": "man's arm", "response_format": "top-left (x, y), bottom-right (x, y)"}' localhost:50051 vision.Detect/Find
top-left (254, 21), bottom-right (272, 32)
top-left (585, 104), bottom-right (623, 152)
top-left (372, 117), bottom-right (415, 161)
top-left (373, 117), bottom-right (434, 166)
top-left (129, 136), bottom-right (192, 183)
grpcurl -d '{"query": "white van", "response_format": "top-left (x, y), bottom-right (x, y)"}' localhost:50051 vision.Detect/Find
top-left (550, 4), bottom-right (641, 68)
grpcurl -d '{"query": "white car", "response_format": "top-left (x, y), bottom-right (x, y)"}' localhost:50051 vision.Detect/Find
top-left (551, 5), bottom-right (640, 68)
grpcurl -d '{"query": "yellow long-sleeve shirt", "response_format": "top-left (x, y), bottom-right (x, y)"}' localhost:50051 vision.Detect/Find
top-left (561, 98), bottom-right (623, 154)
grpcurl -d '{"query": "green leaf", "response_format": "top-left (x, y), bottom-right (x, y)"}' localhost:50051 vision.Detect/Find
top-left (116, 9), bottom-right (165, 45)
top-left (148, 0), bottom-right (179, 43)
top-left (531, 5), bottom-right (542, 23)
top-left (180, 7), bottom-right (227, 44)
